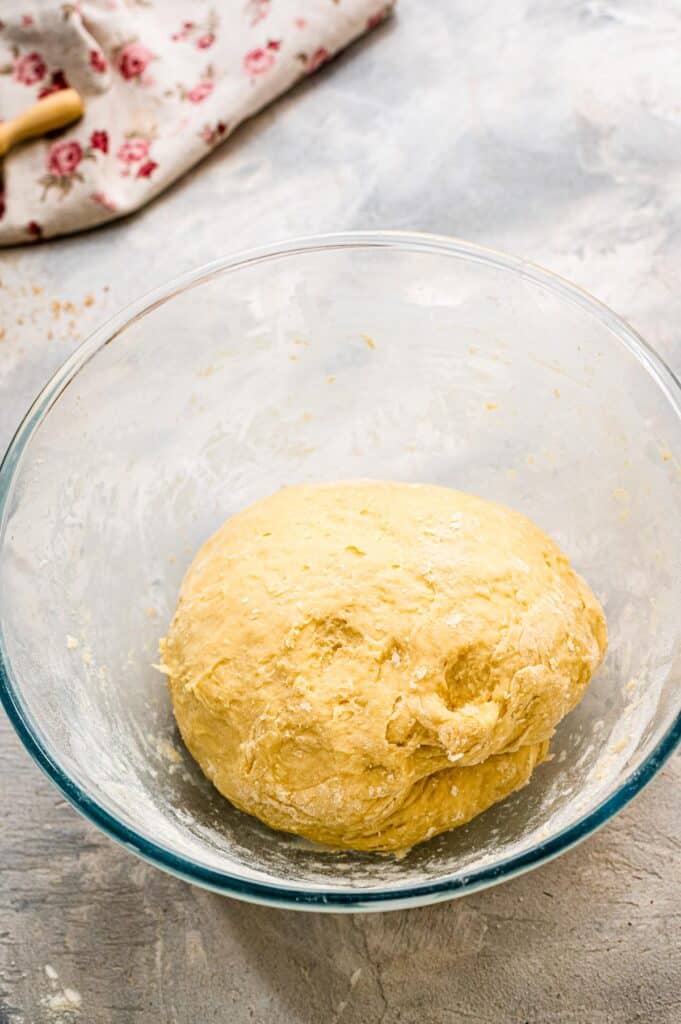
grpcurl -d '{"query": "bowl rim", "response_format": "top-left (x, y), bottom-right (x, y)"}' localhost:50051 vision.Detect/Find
top-left (1, 229), bottom-right (680, 911)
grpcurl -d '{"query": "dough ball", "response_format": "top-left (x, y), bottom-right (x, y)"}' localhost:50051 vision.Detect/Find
top-left (160, 481), bottom-right (607, 852)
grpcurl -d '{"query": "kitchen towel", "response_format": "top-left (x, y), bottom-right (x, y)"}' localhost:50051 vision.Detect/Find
top-left (0, 0), bottom-right (393, 245)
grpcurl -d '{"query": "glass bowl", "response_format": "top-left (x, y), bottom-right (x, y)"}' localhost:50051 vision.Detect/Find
top-left (1, 232), bottom-right (680, 912)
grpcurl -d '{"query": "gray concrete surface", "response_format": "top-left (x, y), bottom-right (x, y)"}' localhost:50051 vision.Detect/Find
top-left (1, 2), bottom-right (680, 1021)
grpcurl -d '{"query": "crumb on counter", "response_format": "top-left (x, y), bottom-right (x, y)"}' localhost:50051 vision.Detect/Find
top-left (44, 987), bottom-right (82, 1012)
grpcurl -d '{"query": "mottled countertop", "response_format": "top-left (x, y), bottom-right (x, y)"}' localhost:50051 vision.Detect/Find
top-left (1, 3), bottom-right (680, 1022)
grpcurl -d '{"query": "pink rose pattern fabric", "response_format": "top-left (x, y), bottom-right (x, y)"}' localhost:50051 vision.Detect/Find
top-left (0, 0), bottom-right (394, 245)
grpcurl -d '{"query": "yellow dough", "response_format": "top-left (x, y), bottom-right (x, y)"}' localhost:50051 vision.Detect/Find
top-left (160, 481), bottom-right (607, 852)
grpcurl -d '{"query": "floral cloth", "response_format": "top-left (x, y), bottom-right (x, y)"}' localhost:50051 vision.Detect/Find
top-left (0, 0), bottom-right (394, 245)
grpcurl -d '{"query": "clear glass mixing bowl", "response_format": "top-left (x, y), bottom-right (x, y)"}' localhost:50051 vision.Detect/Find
top-left (1, 232), bottom-right (679, 911)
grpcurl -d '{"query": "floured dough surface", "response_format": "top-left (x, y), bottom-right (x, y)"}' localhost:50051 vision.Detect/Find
top-left (160, 481), bottom-right (607, 851)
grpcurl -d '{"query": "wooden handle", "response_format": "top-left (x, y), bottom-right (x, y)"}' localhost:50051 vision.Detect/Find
top-left (0, 88), bottom-right (85, 157)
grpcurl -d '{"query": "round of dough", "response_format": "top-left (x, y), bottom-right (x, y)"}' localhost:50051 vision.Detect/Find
top-left (160, 481), bottom-right (607, 852)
